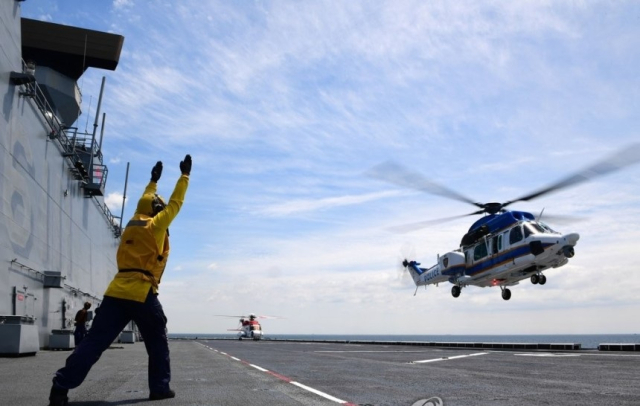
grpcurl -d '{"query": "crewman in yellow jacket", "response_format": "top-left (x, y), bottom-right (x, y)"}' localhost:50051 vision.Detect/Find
top-left (49, 155), bottom-right (191, 406)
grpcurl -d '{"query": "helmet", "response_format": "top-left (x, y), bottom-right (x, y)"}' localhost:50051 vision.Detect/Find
top-left (136, 193), bottom-right (166, 217)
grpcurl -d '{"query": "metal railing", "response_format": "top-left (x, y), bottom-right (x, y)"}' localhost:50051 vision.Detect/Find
top-left (18, 60), bottom-right (120, 238)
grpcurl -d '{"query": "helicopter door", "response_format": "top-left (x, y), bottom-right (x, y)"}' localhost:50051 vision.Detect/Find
top-left (491, 235), bottom-right (502, 255)
top-left (473, 240), bottom-right (488, 262)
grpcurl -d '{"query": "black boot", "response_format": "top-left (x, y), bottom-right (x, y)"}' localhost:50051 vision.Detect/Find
top-left (149, 389), bottom-right (176, 400)
top-left (48, 385), bottom-right (69, 406)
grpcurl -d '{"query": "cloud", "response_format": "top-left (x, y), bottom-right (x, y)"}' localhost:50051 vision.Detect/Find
top-left (113, 0), bottom-right (133, 10)
top-left (257, 190), bottom-right (400, 216)
top-left (104, 192), bottom-right (126, 213)
top-left (20, 1), bottom-right (640, 335)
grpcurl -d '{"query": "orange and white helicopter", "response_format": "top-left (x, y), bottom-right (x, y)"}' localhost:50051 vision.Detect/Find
top-left (369, 144), bottom-right (640, 301)
top-left (216, 313), bottom-right (282, 340)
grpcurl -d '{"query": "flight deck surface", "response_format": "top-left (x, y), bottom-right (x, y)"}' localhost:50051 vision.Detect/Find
top-left (1, 339), bottom-right (638, 406)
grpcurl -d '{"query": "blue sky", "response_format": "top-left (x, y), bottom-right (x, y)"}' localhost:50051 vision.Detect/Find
top-left (22, 1), bottom-right (640, 335)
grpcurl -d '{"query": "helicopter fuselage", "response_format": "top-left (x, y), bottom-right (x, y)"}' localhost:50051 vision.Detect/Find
top-left (238, 322), bottom-right (263, 340)
top-left (406, 211), bottom-right (580, 300)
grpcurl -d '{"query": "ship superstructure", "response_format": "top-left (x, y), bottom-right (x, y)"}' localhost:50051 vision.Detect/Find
top-left (1, 1), bottom-right (125, 354)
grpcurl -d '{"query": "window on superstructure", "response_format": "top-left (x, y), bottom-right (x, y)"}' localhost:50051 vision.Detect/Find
top-left (509, 225), bottom-right (523, 244)
top-left (473, 241), bottom-right (488, 261)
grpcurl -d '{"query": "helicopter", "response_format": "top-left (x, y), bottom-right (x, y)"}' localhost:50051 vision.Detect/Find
top-left (368, 144), bottom-right (640, 301)
top-left (215, 313), bottom-right (282, 340)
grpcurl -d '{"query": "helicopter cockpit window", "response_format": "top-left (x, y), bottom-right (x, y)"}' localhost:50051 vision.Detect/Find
top-left (537, 221), bottom-right (558, 234)
top-left (509, 225), bottom-right (523, 244)
top-left (527, 222), bottom-right (546, 234)
top-left (473, 241), bottom-right (488, 261)
top-left (523, 223), bottom-right (539, 238)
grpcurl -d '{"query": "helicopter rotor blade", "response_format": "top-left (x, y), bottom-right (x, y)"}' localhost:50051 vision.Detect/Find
top-left (214, 314), bottom-right (284, 319)
top-left (366, 161), bottom-right (482, 209)
top-left (536, 214), bottom-right (586, 226)
top-left (502, 143), bottom-right (640, 208)
top-left (387, 210), bottom-right (486, 234)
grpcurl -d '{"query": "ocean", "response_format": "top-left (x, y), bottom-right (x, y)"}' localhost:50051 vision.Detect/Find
top-left (168, 333), bottom-right (639, 349)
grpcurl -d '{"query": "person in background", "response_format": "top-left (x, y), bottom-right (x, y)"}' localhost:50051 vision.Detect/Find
top-left (48, 155), bottom-right (192, 406)
top-left (73, 302), bottom-right (91, 345)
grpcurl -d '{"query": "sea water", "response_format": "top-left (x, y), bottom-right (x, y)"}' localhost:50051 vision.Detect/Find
top-left (168, 333), bottom-right (639, 349)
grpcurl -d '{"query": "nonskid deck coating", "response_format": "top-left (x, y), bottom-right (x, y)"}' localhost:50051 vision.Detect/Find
top-left (1, 339), bottom-right (639, 405)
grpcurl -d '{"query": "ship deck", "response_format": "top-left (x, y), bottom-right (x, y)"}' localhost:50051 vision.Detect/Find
top-left (1, 339), bottom-right (639, 405)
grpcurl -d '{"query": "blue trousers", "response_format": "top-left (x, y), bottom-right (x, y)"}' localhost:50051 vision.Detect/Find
top-left (73, 324), bottom-right (87, 345)
top-left (53, 290), bottom-right (171, 394)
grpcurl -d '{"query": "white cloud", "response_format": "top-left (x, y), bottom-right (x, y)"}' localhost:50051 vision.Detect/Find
top-left (104, 191), bottom-right (126, 213)
top-left (113, 0), bottom-right (133, 10)
top-left (257, 190), bottom-right (400, 216)
top-left (20, 0), bottom-right (640, 335)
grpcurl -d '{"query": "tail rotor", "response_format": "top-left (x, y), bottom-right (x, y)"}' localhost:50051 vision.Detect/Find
top-left (397, 242), bottom-right (416, 286)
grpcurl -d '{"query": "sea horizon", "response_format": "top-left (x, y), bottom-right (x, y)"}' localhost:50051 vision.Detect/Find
top-left (168, 333), bottom-right (639, 349)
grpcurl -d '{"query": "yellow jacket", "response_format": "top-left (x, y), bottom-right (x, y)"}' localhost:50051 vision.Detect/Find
top-left (104, 174), bottom-right (189, 302)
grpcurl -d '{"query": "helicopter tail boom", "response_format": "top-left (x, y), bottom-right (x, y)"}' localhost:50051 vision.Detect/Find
top-left (403, 260), bottom-right (427, 285)
top-left (403, 260), bottom-right (449, 287)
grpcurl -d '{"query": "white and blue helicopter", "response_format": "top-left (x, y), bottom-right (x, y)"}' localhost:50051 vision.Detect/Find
top-left (369, 144), bottom-right (640, 301)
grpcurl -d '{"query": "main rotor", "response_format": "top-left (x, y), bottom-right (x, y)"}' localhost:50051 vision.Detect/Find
top-left (367, 143), bottom-right (640, 232)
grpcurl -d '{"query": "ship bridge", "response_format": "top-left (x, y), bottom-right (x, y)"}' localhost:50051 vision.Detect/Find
top-left (13, 18), bottom-right (124, 201)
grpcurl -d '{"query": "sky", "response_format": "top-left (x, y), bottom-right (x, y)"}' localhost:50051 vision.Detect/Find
top-left (20, 1), bottom-right (640, 335)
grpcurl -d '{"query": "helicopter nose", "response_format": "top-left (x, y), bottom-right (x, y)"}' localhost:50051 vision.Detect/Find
top-left (564, 232), bottom-right (580, 245)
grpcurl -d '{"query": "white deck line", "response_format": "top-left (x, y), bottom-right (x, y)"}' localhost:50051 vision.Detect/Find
top-left (412, 352), bottom-right (488, 363)
top-left (250, 364), bottom-right (268, 372)
top-left (291, 381), bottom-right (348, 403)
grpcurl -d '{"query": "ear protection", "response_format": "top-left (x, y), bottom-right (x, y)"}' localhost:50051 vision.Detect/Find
top-left (151, 194), bottom-right (166, 215)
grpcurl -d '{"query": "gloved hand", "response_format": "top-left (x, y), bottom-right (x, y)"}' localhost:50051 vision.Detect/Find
top-left (151, 161), bottom-right (163, 183)
top-left (180, 154), bottom-right (192, 176)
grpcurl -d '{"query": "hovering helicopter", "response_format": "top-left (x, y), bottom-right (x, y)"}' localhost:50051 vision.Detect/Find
top-left (215, 313), bottom-right (282, 340)
top-left (368, 144), bottom-right (640, 301)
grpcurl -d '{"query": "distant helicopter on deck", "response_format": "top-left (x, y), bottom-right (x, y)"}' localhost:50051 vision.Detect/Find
top-left (215, 313), bottom-right (282, 340)
top-left (368, 144), bottom-right (640, 301)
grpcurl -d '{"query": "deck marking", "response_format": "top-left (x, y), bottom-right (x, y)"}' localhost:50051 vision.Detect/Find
top-left (291, 381), bottom-right (349, 403)
top-left (266, 370), bottom-right (292, 382)
top-left (412, 352), bottom-right (488, 363)
top-left (196, 342), bottom-right (356, 404)
top-left (250, 364), bottom-right (268, 372)
top-left (514, 353), bottom-right (580, 357)
top-left (316, 350), bottom-right (432, 353)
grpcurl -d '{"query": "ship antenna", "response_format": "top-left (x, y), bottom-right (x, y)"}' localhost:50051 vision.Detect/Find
top-left (80, 33), bottom-right (88, 128)
top-left (119, 162), bottom-right (130, 234)
top-left (88, 77), bottom-right (106, 175)
top-left (84, 96), bottom-right (92, 132)
top-left (80, 34), bottom-right (88, 95)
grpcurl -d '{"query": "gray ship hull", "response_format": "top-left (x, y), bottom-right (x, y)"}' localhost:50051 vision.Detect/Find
top-left (1, 1), bottom-right (123, 352)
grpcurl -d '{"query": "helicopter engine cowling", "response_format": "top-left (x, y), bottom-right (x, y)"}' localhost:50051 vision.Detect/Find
top-left (438, 251), bottom-right (465, 272)
top-left (562, 246), bottom-right (575, 258)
